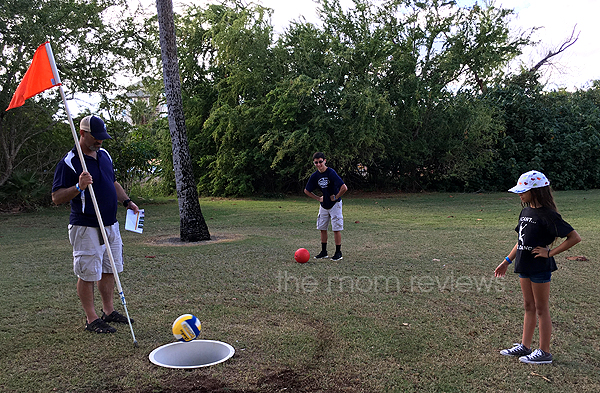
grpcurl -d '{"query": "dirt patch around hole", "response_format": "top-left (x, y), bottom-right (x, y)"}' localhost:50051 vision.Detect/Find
top-left (145, 367), bottom-right (355, 393)
top-left (145, 233), bottom-right (245, 247)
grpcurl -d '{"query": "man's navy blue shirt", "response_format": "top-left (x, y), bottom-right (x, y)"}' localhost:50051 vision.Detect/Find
top-left (52, 147), bottom-right (118, 227)
top-left (305, 167), bottom-right (345, 209)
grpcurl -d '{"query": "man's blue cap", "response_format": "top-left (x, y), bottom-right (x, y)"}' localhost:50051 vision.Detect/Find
top-left (80, 115), bottom-right (111, 140)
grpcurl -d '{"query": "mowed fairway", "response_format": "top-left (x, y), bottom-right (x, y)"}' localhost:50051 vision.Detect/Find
top-left (1, 191), bottom-right (599, 392)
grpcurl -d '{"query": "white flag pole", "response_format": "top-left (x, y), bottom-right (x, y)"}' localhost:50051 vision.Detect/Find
top-left (46, 42), bottom-right (138, 346)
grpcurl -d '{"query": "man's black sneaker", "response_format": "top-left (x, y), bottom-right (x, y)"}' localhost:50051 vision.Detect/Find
top-left (102, 309), bottom-right (134, 324)
top-left (85, 318), bottom-right (116, 333)
top-left (314, 251), bottom-right (329, 259)
top-left (331, 251), bottom-right (343, 261)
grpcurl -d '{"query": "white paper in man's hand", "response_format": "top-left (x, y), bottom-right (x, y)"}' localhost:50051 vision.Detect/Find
top-left (125, 209), bottom-right (144, 234)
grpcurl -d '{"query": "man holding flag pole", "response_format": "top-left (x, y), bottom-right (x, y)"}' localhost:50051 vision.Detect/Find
top-left (7, 42), bottom-right (139, 342)
top-left (52, 114), bottom-right (139, 334)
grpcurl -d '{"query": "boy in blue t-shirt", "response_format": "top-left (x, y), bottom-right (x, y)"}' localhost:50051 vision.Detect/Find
top-left (304, 152), bottom-right (348, 260)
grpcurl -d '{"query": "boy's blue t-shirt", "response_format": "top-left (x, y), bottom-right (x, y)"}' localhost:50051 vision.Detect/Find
top-left (52, 147), bottom-right (118, 227)
top-left (305, 167), bottom-right (345, 209)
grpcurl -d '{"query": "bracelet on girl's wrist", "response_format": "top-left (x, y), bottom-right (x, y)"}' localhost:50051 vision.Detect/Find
top-left (505, 256), bottom-right (512, 264)
top-left (75, 183), bottom-right (82, 192)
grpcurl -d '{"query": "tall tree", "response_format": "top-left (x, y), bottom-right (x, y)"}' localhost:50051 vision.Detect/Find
top-left (194, 1), bottom-right (278, 196)
top-left (155, 0), bottom-right (210, 241)
top-left (0, 0), bottom-right (145, 187)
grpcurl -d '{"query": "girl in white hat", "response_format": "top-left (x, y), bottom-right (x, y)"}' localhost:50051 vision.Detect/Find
top-left (494, 170), bottom-right (581, 364)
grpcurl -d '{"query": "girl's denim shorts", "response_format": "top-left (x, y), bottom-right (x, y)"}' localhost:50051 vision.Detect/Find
top-left (519, 271), bottom-right (552, 283)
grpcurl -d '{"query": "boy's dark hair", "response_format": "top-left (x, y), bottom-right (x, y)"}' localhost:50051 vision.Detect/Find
top-left (313, 152), bottom-right (325, 161)
top-left (527, 186), bottom-right (558, 212)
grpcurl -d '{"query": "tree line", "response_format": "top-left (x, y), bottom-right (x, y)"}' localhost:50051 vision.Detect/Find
top-left (2, 0), bottom-right (599, 209)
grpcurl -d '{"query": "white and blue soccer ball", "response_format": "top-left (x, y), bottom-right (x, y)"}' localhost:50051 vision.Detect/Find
top-left (172, 314), bottom-right (201, 342)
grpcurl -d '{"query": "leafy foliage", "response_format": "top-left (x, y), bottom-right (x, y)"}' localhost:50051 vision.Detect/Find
top-left (1, 0), bottom-right (149, 188)
top-left (3, 0), bottom-right (600, 200)
top-left (0, 170), bottom-right (51, 210)
top-left (484, 76), bottom-right (600, 191)
top-left (170, 0), bottom-right (531, 194)
top-left (101, 119), bottom-right (159, 193)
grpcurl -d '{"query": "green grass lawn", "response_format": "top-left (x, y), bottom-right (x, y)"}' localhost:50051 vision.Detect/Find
top-left (0, 191), bottom-right (599, 392)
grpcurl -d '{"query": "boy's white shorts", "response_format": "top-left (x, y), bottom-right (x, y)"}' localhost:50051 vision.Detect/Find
top-left (68, 222), bottom-right (123, 282)
top-left (317, 201), bottom-right (344, 231)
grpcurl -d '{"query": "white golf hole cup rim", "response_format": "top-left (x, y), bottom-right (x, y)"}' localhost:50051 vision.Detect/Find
top-left (149, 340), bottom-right (235, 369)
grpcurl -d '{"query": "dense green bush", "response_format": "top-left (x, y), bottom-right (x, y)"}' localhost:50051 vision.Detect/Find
top-left (480, 77), bottom-right (600, 192)
top-left (3, 0), bottom-right (600, 201)
top-left (169, 0), bottom-right (532, 195)
top-left (102, 119), bottom-right (162, 194)
top-left (0, 170), bottom-right (51, 210)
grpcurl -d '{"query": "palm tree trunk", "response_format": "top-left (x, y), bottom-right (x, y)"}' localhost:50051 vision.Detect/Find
top-left (156, 0), bottom-right (210, 241)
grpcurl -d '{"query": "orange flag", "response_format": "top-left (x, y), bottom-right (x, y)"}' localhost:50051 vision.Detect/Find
top-left (6, 42), bottom-right (61, 111)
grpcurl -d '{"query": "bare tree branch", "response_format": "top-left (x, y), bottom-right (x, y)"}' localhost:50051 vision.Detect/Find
top-left (530, 25), bottom-right (579, 74)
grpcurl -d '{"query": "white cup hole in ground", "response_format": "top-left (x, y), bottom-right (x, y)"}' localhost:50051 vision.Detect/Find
top-left (149, 340), bottom-right (235, 369)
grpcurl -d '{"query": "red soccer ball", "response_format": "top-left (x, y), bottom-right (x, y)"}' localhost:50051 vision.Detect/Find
top-left (294, 248), bottom-right (310, 263)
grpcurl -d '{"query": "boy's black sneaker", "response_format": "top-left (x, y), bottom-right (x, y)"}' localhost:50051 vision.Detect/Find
top-left (314, 251), bottom-right (329, 259)
top-left (331, 251), bottom-right (343, 261)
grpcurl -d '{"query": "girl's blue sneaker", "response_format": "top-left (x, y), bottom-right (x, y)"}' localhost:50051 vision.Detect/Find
top-left (500, 343), bottom-right (532, 357)
top-left (519, 349), bottom-right (553, 364)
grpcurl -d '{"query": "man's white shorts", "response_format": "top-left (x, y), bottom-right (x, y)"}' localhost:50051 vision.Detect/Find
top-left (68, 222), bottom-right (123, 282)
top-left (317, 200), bottom-right (344, 231)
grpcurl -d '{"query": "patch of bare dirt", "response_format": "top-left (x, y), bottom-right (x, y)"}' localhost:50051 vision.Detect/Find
top-left (145, 233), bottom-right (245, 247)
top-left (135, 368), bottom-right (356, 393)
